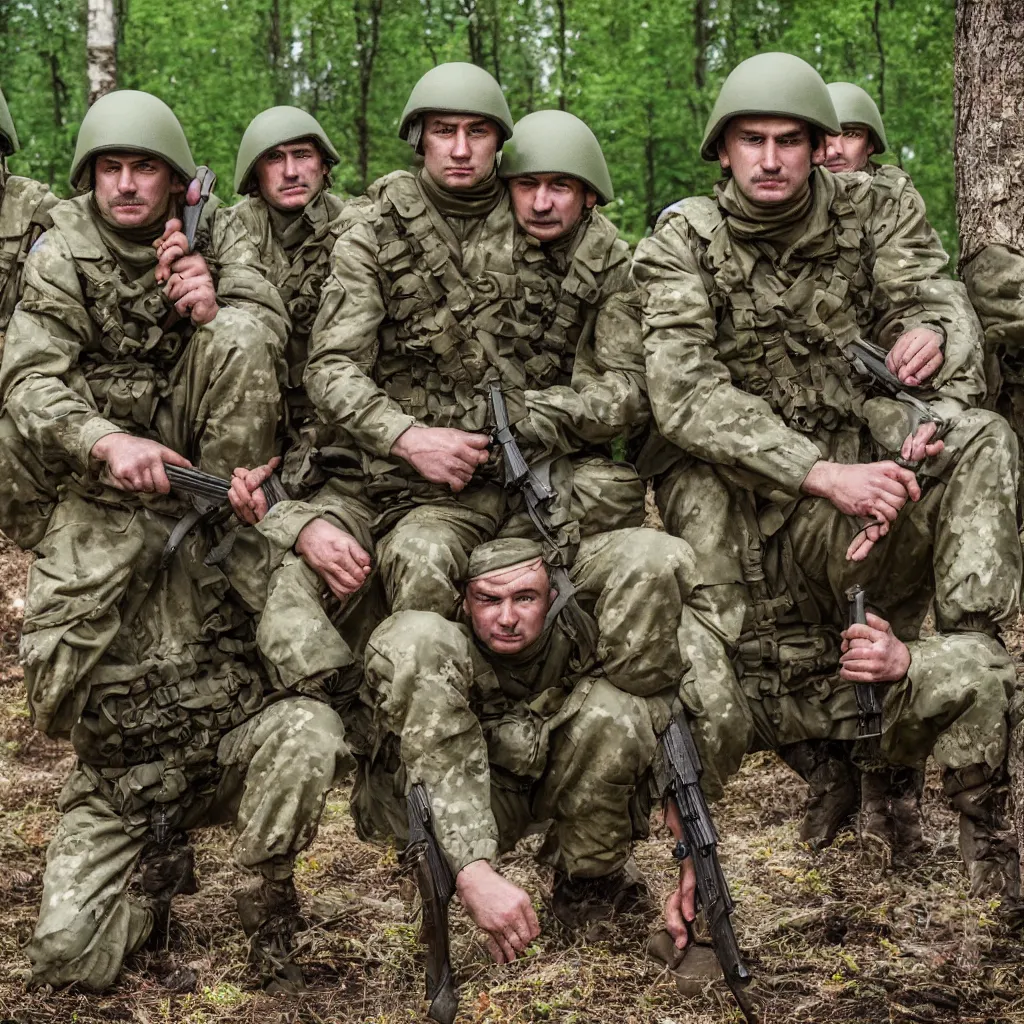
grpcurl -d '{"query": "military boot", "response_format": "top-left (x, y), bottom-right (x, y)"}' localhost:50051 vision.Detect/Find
top-left (551, 857), bottom-right (653, 930)
top-left (234, 876), bottom-right (307, 994)
top-left (890, 766), bottom-right (926, 855)
top-left (943, 765), bottom-right (1021, 899)
top-left (139, 836), bottom-right (198, 949)
top-left (859, 769), bottom-right (897, 851)
top-left (780, 741), bottom-right (859, 850)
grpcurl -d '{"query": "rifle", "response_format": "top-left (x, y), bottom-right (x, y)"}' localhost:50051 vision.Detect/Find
top-left (182, 166), bottom-right (217, 251)
top-left (662, 712), bottom-right (758, 1023)
top-left (404, 783), bottom-right (459, 1024)
top-left (844, 337), bottom-right (946, 469)
top-left (160, 463), bottom-right (287, 566)
top-left (845, 584), bottom-right (883, 740)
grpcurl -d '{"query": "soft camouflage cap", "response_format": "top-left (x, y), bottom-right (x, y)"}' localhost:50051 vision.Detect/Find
top-left (234, 106), bottom-right (341, 194)
top-left (827, 82), bottom-right (888, 154)
top-left (498, 109), bottom-right (614, 204)
top-left (700, 52), bottom-right (841, 161)
top-left (466, 538), bottom-right (546, 582)
top-left (70, 90), bottom-right (197, 189)
top-left (399, 62), bottom-right (514, 142)
top-left (0, 85), bottom-right (19, 156)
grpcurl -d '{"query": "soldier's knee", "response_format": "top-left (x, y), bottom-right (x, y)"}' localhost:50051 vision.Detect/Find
top-left (953, 407), bottom-right (1020, 461)
top-left (613, 529), bottom-right (698, 590)
top-left (568, 679), bottom-right (657, 777)
top-left (366, 611), bottom-right (469, 694)
top-left (201, 308), bottom-right (279, 374)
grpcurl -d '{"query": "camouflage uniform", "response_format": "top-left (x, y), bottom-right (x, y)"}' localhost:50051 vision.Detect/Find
top-left (356, 528), bottom-right (748, 882)
top-left (634, 161), bottom-right (1022, 896)
top-left (0, 162), bottom-right (59, 546)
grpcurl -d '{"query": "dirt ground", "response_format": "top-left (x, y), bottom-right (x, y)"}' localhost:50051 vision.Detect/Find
top-left (1, 535), bottom-right (1022, 1024)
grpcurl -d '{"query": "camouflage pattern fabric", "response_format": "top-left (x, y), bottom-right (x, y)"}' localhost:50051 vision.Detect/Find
top-left (27, 695), bottom-right (350, 992)
top-left (0, 194), bottom-right (286, 736)
top-left (212, 189), bottom-right (347, 435)
top-left (359, 526), bottom-right (752, 874)
top-left (0, 172), bottom-right (59, 547)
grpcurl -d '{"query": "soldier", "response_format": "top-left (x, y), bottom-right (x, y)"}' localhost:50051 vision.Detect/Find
top-left (0, 83), bottom-right (60, 546)
top-left (773, 81), bottom-right (929, 855)
top-left (823, 82), bottom-right (887, 175)
top-left (221, 105), bottom-right (344, 443)
top-left (356, 535), bottom-right (703, 958)
top-left (495, 109), bottom-right (648, 536)
top-left (2, 91), bottom-right (348, 994)
top-left (633, 53), bottom-right (1021, 899)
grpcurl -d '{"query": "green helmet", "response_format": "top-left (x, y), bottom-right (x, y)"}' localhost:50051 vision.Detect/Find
top-left (70, 90), bottom-right (196, 189)
top-left (0, 85), bottom-right (19, 156)
top-left (498, 110), bottom-right (614, 204)
top-left (826, 82), bottom-right (888, 154)
top-left (233, 106), bottom-right (341, 194)
top-left (399, 62), bottom-right (514, 142)
top-left (700, 52), bottom-right (841, 161)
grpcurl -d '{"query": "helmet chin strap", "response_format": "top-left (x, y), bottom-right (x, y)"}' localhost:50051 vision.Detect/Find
top-left (406, 117), bottom-right (424, 154)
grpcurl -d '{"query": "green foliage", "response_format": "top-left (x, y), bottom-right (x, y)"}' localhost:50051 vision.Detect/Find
top-left (0, 0), bottom-right (958, 256)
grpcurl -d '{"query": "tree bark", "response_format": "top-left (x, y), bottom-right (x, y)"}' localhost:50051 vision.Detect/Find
top-left (954, 0), bottom-right (1024, 264)
top-left (86, 0), bottom-right (117, 105)
top-left (954, 0), bottom-right (1024, 868)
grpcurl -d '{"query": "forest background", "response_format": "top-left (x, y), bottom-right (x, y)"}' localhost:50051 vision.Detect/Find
top-left (1, 0), bottom-right (959, 251)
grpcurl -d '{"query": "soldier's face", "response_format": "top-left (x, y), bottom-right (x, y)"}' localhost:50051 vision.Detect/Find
top-left (718, 117), bottom-right (825, 204)
top-left (93, 152), bottom-right (184, 229)
top-left (255, 139), bottom-right (326, 210)
top-left (465, 563), bottom-right (556, 655)
top-left (421, 114), bottom-right (501, 190)
top-left (824, 125), bottom-right (875, 173)
top-left (509, 173), bottom-right (598, 242)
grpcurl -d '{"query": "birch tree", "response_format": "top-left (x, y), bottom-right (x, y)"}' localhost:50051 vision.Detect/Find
top-left (86, 0), bottom-right (117, 104)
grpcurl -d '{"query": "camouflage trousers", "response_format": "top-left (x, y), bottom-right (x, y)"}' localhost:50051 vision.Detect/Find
top-left (11, 313), bottom-right (282, 736)
top-left (655, 407), bottom-right (1022, 640)
top-left (27, 696), bottom-right (349, 992)
top-left (251, 454), bottom-right (646, 695)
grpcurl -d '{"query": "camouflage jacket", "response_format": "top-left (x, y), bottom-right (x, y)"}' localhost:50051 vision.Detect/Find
top-left (511, 209), bottom-right (648, 461)
top-left (305, 171), bottom-right (644, 492)
top-left (634, 166), bottom-right (985, 500)
top-left (963, 244), bottom-right (1024, 386)
top-left (0, 173), bottom-right (58, 340)
top-left (0, 193), bottom-right (288, 472)
top-left (215, 189), bottom-right (346, 414)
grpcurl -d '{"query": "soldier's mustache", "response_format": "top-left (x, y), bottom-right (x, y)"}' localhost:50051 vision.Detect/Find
top-left (110, 197), bottom-right (146, 207)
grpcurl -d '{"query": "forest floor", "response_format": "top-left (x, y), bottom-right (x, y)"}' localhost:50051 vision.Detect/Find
top-left (1, 535), bottom-right (1023, 1024)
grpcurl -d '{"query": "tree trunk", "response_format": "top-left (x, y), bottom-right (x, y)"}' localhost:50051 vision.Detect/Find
top-left (954, 0), bottom-right (1024, 869)
top-left (954, 0), bottom-right (1024, 265)
top-left (354, 0), bottom-right (384, 193)
top-left (86, 0), bottom-right (117, 105)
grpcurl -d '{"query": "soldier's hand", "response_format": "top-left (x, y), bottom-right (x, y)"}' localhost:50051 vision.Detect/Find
top-left (901, 420), bottom-right (944, 464)
top-left (840, 610), bottom-right (910, 682)
top-left (664, 855), bottom-right (698, 952)
top-left (295, 517), bottom-right (373, 599)
top-left (90, 433), bottom-right (191, 494)
top-left (163, 253), bottom-right (218, 325)
top-left (802, 460), bottom-right (920, 523)
top-left (456, 859), bottom-right (541, 964)
top-left (886, 328), bottom-right (944, 386)
top-left (390, 425), bottom-right (491, 492)
top-left (228, 457), bottom-right (281, 524)
top-left (154, 218), bottom-right (189, 283)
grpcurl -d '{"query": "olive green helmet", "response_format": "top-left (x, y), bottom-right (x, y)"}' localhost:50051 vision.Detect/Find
top-left (826, 82), bottom-right (888, 154)
top-left (498, 110), bottom-right (614, 204)
top-left (700, 52), bottom-right (841, 161)
top-left (233, 106), bottom-right (341, 194)
top-left (0, 85), bottom-right (19, 156)
top-left (399, 62), bottom-right (514, 143)
top-left (70, 90), bottom-right (196, 189)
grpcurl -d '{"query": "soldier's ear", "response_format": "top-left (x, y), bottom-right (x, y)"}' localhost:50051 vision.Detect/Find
top-left (809, 128), bottom-right (827, 167)
top-left (717, 138), bottom-right (731, 171)
top-left (584, 190), bottom-right (598, 210)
